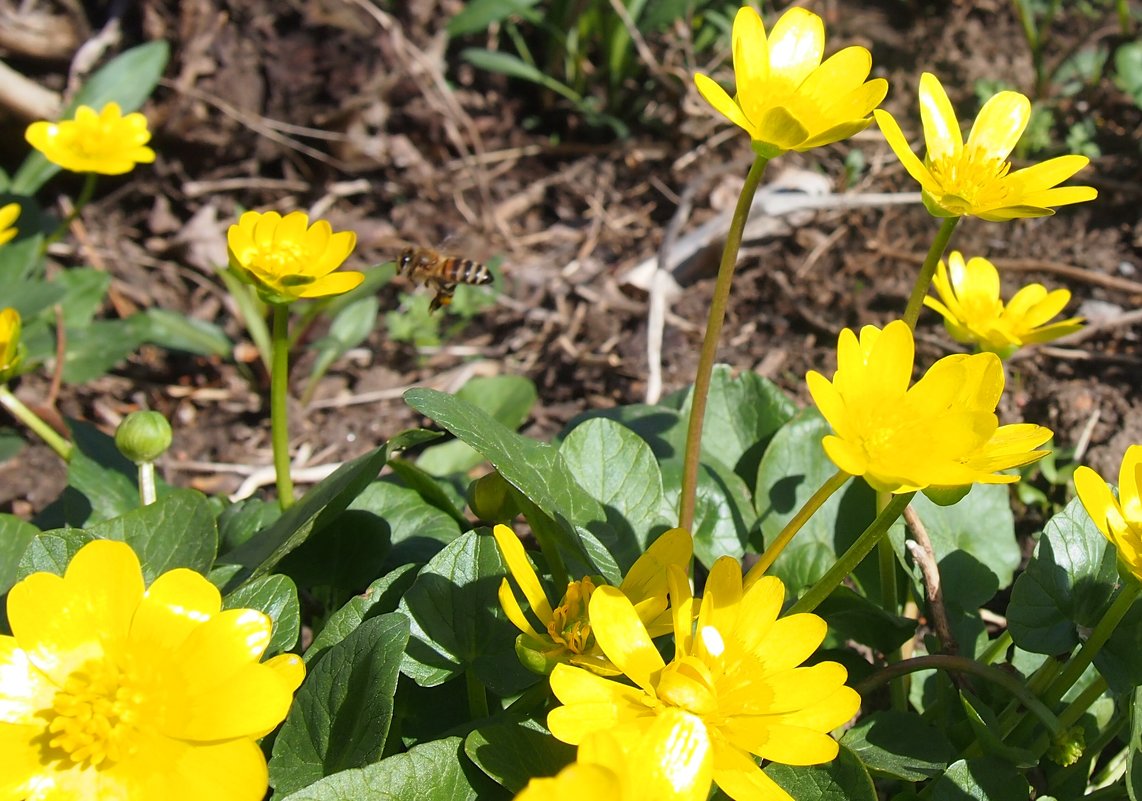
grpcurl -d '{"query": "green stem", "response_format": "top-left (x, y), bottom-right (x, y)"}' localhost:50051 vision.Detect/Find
top-left (854, 654), bottom-right (1062, 739)
top-left (138, 461), bottom-right (157, 506)
top-left (745, 469), bottom-right (849, 584)
top-left (901, 217), bottom-right (959, 329)
top-left (0, 385), bottom-right (74, 461)
top-left (270, 303), bottom-right (295, 510)
top-left (978, 629), bottom-right (1013, 665)
top-left (790, 492), bottom-right (914, 614)
top-left (678, 155), bottom-right (769, 532)
top-left (877, 490), bottom-right (907, 710)
top-left (465, 668), bottom-right (490, 719)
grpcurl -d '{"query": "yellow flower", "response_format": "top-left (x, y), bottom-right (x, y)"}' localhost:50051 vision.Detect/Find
top-left (0, 307), bottom-right (24, 382)
top-left (0, 202), bottom-right (19, 246)
top-left (25, 103), bottom-right (156, 176)
top-left (694, 6), bottom-right (888, 158)
top-left (494, 524), bottom-right (691, 675)
top-left (924, 251), bottom-right (1083, 358)
top-left (515, 710), bottom-right (713, 801)
top-left (1075, 445), bottom-right (1142, 579)
top-left (0, 540), bottom-right (305, 801)
top-left (874, 73), bottom-right (1096, 221)
top-left (226, 210), bottom-right (362, 303)
top-left (547, 557), bottom-right (859, 801)
top-left (806, 319), bottom-right (1052, 494)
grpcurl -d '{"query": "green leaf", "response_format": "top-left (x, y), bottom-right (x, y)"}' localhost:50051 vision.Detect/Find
top-left (1008, 496), bottom-right (1118, 655)
top-left (841, 710), bottom-right (954, 781)
top-left (387, 458), bottom-right (470, 527)
top-left (139, 308), bottom-right (232, 357)
top-left (17, 528), bottom-right (92, 578)
top-left (417, 375), bottom-right (537, 477)
top-left (0, 234), bottom-right (47, 285)
top-left (558, 403), bottom-right (686, 462)
top-left (398, 530), bottom-right (536, 696)
top-left (224, 573), bottom-right (300, 656)
top-left (661, 459), bottom-right (755, 568)
top-left (959, 690), bottom-right (1037, 768)
top-left (404, 388), bottom-right (610, 576)
top-left (85, 488), bottom-right (217, 581)
top-left (276, 737), bottom-right (495, 801)
top-left (63, 317), bottom-right (147, 383)
top-left (930, 757), bottom-right (1031, 801)
top-left (753, 409), bottom-right (878, 595)
top-left (816, 586), bottom-right (916, 654)
top-left (0, 515), bottom-right (40, 594)
top-left (465, 717), bottom-right (574, 792)
top-left (306, 296), bottom-right (378, 391)
top-left (765, 744), bottom-right (876, 801)
top-left (0, 429), bottom-right (23, 463)
top-left (461, 49), bottom-right (582, 103)
top-left (218, 497), bottom-right (280, 552)
top-left (218, 431), bottom-right (438, 587)
top-left (1098, 595), bottom-right (1142, 693)
top-left (1128, 686), bottom-right (1142, 801)
top-left (306, 565), bottom-right (420, 665)
top-left (344, 480), bottom-right (463, 573)
top-left (677, 365), bottom-right (795, 488)
top-left (270, 613), bottom-right (410, 796)
top-left (53, 267), bottom-right (111, 327)
top-left (448, 0), bottom-right (543, 36)
top-left (560, 418), bottom-right (669, 567)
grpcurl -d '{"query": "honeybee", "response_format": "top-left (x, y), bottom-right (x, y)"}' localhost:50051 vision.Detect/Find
top-left (397, 247), bottom-right (493, 312)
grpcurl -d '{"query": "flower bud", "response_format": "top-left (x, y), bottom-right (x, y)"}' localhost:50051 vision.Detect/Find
top-left (0, 307), bottom-right (25, 383)
top-left (115, 411), bottom-right (172, 463)
top-left (468, 472), bottom-right (519, 521)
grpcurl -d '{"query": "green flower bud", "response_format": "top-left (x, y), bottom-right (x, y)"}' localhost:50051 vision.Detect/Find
top-left (115, 411), bottom-right (173, 463)
top-left (468, 472), bottom-right (519, 521)
top-left (1047, 725), bottom-right (1085, 767)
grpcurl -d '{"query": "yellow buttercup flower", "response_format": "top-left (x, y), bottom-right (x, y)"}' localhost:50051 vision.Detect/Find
top-left (25, 102), bottom-right (156, 176)
top-left (547, 557), bottom-right (859, 801)
top-left (694, 6), bottom-right (888, 158)
top-left (493, 524), bottom-right (691, 675)
top-left (226, 210), bottom-right (362, 304)
top-left (0, 202), bottom-right (19, 246)
top-left (1075, 445), bottom-right (1142, 580)
top-left (924, 251), bottom-right (1083, 358)
top-left (0, 540), bottom-right (305, 801)
top-left (515, 710), bottom-right (713, 801)
top-left (806, 320), bottom-right (1052, 494)
top-left (874, 73), bottom-right (1096, 221)
top-left (0, 307), bottom-right (24, 382)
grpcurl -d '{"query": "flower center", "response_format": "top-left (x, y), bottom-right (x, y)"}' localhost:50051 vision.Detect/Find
top-left (929, 148), bottom-right (1013, 211)
top-left (547, 577), bottom-right (597, 654)
top-left (657, 655), bottom-right (719, 718)
top-left (44, 657), bottom-right (151, 768)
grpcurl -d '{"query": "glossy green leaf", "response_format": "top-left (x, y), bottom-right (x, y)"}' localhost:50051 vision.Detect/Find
top-left (345, 479), bottom-right (463, 572)
top-left (218, 498), bottom-right (280, 552)
top-left (661, 459), bottom-right (755, 568)
top-left (62, 317), bottom-right (147, 383)
top-left (840, 710), bottom-right (954, 781)
top-left (417, 375), bottom-right (537, 477)
top-left (1008, 496), bottom-right (1118, 655)
top-left (930, 757), bottom-right (1031, 801)
top-left (765, 744), bottom-right (876, 801)
top-left (399, 530), bottom-right (536, 696)
top-left (224, 573), bottom-right (300, 656)
top-left (270, 613), bottom-right (410, 796)
top-left (139, 308), bottom-right (232, 357)
top-left (32, 423), bottom-right (139, 528)
top-left (0, 515), bottom-right (40, 594)
top-left (306, 565), bottom-right (420, 665)
top-left (560, 418), bottom-right (669, 568)
top-left (465, 717), bottom-right (574, 792)
top-left (558, 403), bottom-right (686, 462)
top-left (386, 458), bottom-right (469, 526)
top-left (1097, 595), bottom-right (1142, 693)
top-left (17, 528), bottom-right (92, 578)
top-left (1128, 686), bottom-right (1142, 801)
top-left (277, 737), bottom-right (495, 801)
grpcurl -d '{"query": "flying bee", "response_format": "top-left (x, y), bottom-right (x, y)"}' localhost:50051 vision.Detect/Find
top-left (397, 247), bottom-right (493, 312)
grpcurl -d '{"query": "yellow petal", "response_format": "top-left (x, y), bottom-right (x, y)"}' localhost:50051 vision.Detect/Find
top-left (1015, 185), bottom-right (1098, 211)
top-left (132, 568), bottom-right (223, 655)
top-left (621, 527), bottom-right (692, 605)
top-left (631, 709), bottom-right (714, 801)
top-left (169, 609), bottom-right (273, 700)
top-left (168, 659), bottom-right (299, 740)
top-left (0, 719), bottom-right (41, 799)
top-left (1009, 154), bottom-right (1090, 192)
top-left (755, 106), bottom-right (810, 151)
top-left (491, 524), bottom-right (554, 624)
top-left (1119, 445), bottom-right (1142, 524)
top-left (547, 665), bottom-right (651, 744)
top-left (696, 557), bottom-right (743, 657)
top-left (296, 270), bottom-right (366, 298)
top-left (767, 8), bottom-right (824, 86)
top-left (875, 108), bottom-right (938, 193)
top-left (498, 578), bottom-right (544, 639)
top-left (731, 6), bottom-right (770, 98)
top-left (694, 73), bottom-right (753, 133)
top-left (1074, 465), bottom-right (1118, 540)
top-left (668, 563), bottom-right (695, 655)
top-left (747, 613), bottom-right (827, 672)
top-left (588, 586), bottom-right (664, 690)
top-left (918, 72), bottom-right (963, 162)
top-left (738, 720), bottom-right (841, 765)
top-left (710, 739), bottom-right (793, 801)
top-left (965, 90), bottom-right (1030, 162)
top-left (0, 635), bottom-right (55, 724)
top-left (127, 733), bottom-right (269, 801)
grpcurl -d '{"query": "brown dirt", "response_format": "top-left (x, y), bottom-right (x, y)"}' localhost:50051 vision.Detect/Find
top-left (1, 0), bottom-right (1139, 513)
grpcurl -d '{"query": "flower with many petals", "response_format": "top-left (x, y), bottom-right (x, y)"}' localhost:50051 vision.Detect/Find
top-left (227, 210), bottom-right (361, 303)
top-left (0, 540), bottom-right (305, 801)
top-left (0, 202), bottom-right (19, 246)
top-left (0, 307), bottom-right (24, 383)
top-left (806, 319), bottom-right (1052, 494)
top-left (924, 251), bottom-right (1083, 357)
top-left (1075, 445), bottom-right (1142, 580)
top-left (25, 103), bottom-right (155, 176)
top-left (547, 557), bottom-right (859, 801)
top-left (874, 73), bottom-right (1096, 221)
top-left (494, 524), bottom-right (691, 675)
top-left (694, 6), bottom-right (888, 158)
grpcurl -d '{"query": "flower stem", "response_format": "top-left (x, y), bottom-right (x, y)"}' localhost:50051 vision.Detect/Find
top-left (901, 216), bottom-right (959, 329)
top-left (270, 303), bottom-right (295, 510)
top-left (978, 629), bottom-right (1013, 665)
top-left (790, 492), bottom-right (914, 614)
top-left (0, 385), bottom-right (74, 461)
top-left (745, 469), bottom-right (849, 585)
top-left (876, 490), bottom-right (907, 710)
top-left (465, 668), bottom-right (489, 719)
top-left (138, 461), bottom-right (157, 506)
top-left (678, 155), bottom-right (769, 532)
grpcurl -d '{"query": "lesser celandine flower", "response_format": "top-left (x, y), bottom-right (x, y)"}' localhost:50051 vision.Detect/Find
top-left (1075, 445), bottom-right (1142, 580)
top-left (0, 307), bottom-right (24, 382)
top-left (874, 73), bottom-right (1096, 221)
top-left (0, 540), bottom-right (304, 800)
top-left (924, 250), bottom-right (1083, 357)
top-left (547, 557), bottom-right (859, 801)
top-left (806, 320), bottom-right (1052, 494)
top-left (516, 710), bottom-right (713, 801)
top-left (25, 102), bottom-right (156, 176)
top-left (493, 524), bottom-right (691, 675)
top-left (227, 210), bottom-right (362, 304)
top-left (695, 7), bottom-right (888, 158)
top-left (0, 202), bottom-right (19, 246)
